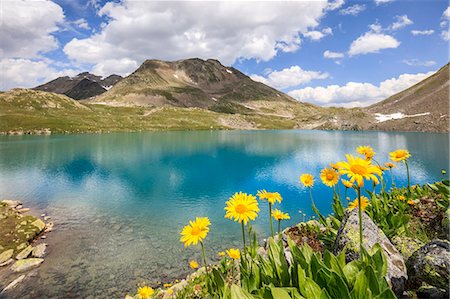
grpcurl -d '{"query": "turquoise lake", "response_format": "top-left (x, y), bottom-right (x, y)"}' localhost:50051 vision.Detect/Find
top-left (0, 130), bottom-right (448, 298)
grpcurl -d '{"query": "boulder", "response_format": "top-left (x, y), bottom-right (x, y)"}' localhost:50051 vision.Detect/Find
top-left (334, 209), bottom-right (407, 295)
top-left (406, 240), bottom-right (450, 292)
top-left (1, 275), bottom-right (26, 293)
top-left (416, 284), bottom-right (448, 298)
top-left (0, 259), bottom-right (14, 267)
top-left (31, 219), bottom-right (45, 232)
top-left (0, 249), bottom-right (14, 264)
top-left (32, 243), bottom-right (47, 258)
top-left (16, 245), bottom-right (32, 260)
top-left (11, 258), bottom-right (44, 272)
top-left (1, 200), bottom-right (22, 208)
top-left (392, 235), bottom-right (424, 260)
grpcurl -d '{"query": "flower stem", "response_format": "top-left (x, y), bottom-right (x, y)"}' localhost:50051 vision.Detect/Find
top-left (200, 241), bottom-right (210, 285)
top-left (269, 203), bottom-right (274, 238)
top-left (390, 169), bottom-right (395, 187)
top-left (405, 161), bottom-right (411, 192)
top-left (344, 188), bottom-right (348, 205)
top-left (231, 259), bottom-right (235, 284)
top-left (357, 187), bottom-right (363, 259)
top-left (278, 220), bottom-right (281, 235)
top-left (309, 187), bottom-right (315, 206)
top-left (241, 221), bottom-right (246, 253)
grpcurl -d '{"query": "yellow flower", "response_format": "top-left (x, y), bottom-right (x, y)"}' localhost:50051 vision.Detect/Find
top-left (407, 200), bottom-right (415, 205)
top-left (224, 192), bottom-right (259, 224)
top-left (164, 283), bottom-right (172, 288)
top-left (398, 195), bottom-right (406, 201)
top-left (138, 286), bottom-right (154, 299)
top-left (300, 173), bottom-right (314, 187)
top-left (167, 289), bottom-right (174, 295)
top-left (180, 217), bottom-right (211, 247)
top-left (342, 179), bottom-right (353, 188)
top-left (356, 145), bottom-right (375, 160)
top-left (272, 209), bottom-right (290, 221)
top-left (320, 167), bottom-right (339, 187)
top-left (257, 189), bottom-right (282, 205)
top-left (377, 165), bottom-right (388, 171)
top-left (348, 196), bottom-right (370, 211)
top-left (189, 260), bottom-right (199, 269)
top-left (337, 154), bottom-right (382, 187)
top-left (330, 163), bottom-right (339, 170)
top-left (389, 149), bottom-right (411, 162)
top-left (384, 162), bottom-right (395, 169)
top-left (218, 251), bottom-right (225, 257)
top-left (226, 248), bottom-right (241, 259)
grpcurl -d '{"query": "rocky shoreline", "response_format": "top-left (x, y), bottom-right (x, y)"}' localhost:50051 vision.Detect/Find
top-left (0, 200), bottom-right (53, 295)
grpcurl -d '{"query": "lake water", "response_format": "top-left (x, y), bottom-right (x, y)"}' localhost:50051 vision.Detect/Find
top-left (0, 130), bottom-right (448, 298)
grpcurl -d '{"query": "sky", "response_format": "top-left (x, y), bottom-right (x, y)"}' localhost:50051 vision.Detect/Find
top-left (1, 0), bottom-right (449, 107)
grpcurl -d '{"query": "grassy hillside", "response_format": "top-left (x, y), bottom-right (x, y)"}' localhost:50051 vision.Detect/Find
top-left (0, 89), bottom-right (371, 134)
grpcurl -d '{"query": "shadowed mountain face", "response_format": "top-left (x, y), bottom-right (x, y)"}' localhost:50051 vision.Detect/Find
top-left (34, 72), bottom-right (123, 100)
top-left (366, 63), bottom-right (449, 132)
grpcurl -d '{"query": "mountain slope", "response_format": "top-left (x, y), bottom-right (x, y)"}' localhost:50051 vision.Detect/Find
top-left (90, 58), bottom-right (304, 115)
top-left (366, 63), bottom-right (449, 132)
top-left (34, 72), bottom-right (123, 100)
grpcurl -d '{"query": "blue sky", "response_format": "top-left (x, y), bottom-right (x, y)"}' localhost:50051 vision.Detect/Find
top-left (1, 0), bottom-right (449, 107)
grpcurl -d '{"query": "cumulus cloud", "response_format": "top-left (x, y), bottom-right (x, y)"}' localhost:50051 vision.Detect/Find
top-left (326, 0), bottom-right (345, 11)
top-left (64, 1), bottom-right (329, 76)
top-left (402, 59), bottom-right (436, 67)
top-left (410, 29), bottom-right (434, 36)
top-left (0, 0), bottom-right (64, 59)
top-left (303, 27), bottom-right (333, 41)
top-left (374, 0), bottom-right (395, 5)
top-left (443, 6), bottom-right (450, 19)
top-left (73, 18), bottom-right (91, 30)
top-left (0, 59), bottom-right (79, 90)
top-left (440, 7), bottom-right (450, 40)
top-left (389, 15), bottom-right (413, 30)
top-left (348, 32), bottom-right (400, 56)
top-left (323, 50), bottom-right (344, 59)
top-left (250, 66), bottom-right (329, 89)
top-left (288, 71), bottom-right (434, 107)
top-left (339, 4), bottom-right (366, 16)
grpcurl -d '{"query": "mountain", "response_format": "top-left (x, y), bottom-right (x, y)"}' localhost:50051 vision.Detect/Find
top-left (2, 59), bottom-right (447, 134)
top-left (90, 58), bottom-right (302, 113)
top-left (366, 63), bottom-right (449, 132)
top-left (34, 72), bottom-right (123, 100)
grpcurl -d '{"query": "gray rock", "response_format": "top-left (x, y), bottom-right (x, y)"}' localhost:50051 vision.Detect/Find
top-left (16, 245), bottom-right (33, 260)
top-left (0, 249), bottom-right (14, 264)
top-left (31, 219), bottom-right (46, 232)
top-left (11, 258), bottom-right (44, 272)
top-left (32, 243), bottom-right (47, 258)
top-left (1, 275), bottom-right (26, 293)
top-left (1, 200), bottom-right (22, 208)
top-left (392, 235), bottom-right (424, 260)
top-left (406, 240), bottom-right (450, 292)
top-left (0, 259), bottom-right (14, 267)
top-left (334, 209), bottom-right (407, 296)
top-left (416, 284), bottom-right (448, 298)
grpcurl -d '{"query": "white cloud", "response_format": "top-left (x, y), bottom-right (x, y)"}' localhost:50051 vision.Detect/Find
top-left (73, 18), bottom-right (91, 30)
top-left (389, 15), bottom-right (413, 31)
top-left (410, 30), bottom-right (434, 36)
top-left (323, 50), bottom-right (344, 59)
top-left (250, 66), bottom-right (329, 89)
top-left (0, 59), bottom-right (79, 90)
top-left (402, 59), bottom-right (436, 67)
top-left (288, 71), bottom-right (434, 107)
top-left (0, 0), bottom-right (64, 59)
top-left (348, 32), bottom-right (400, 56)
top-left (369, 23), bottom-right (383, 33)
top-left (326, 0), bottom-right (345, 11)
top-left (441, 29), bottom-right (450, 41)
top-left (443, 6), bottom-right (450, 19)
top-left (64, 1), bottom-right (329, 76)
top-left (303, 27), bottom-right (333, 41)
top-left (374, 0), bottom-right (395, 5)
top-left (339, 4), bottom-right (366, 16)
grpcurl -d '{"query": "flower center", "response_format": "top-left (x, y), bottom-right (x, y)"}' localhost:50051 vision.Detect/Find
top-left (235, 204), bottom-right (247, 214)
top-left (396, 152), bottom-right (403, 158)
top-left (350, 164), bottom-right (367, 175)
top-left (191, 226), bottom-right (201, 236)
top-left (326, 173), bottom-right (333, 180)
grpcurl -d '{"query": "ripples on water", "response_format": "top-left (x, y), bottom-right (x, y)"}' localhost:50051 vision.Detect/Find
top-left (0, 130), bottom-right (448, 298)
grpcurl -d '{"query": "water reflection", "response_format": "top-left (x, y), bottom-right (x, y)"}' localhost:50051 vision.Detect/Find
top-left (0, 130), bottom-right (448, 298)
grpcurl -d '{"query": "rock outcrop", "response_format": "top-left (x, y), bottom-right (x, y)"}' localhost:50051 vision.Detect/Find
top-left (333, 209), bottom-right (408, 295)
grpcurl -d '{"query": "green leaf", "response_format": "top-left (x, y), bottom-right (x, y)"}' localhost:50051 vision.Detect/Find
top-left (351, 270), bottom-right (370, 299)
top-left (270, 287), bottom-right (293, 299)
